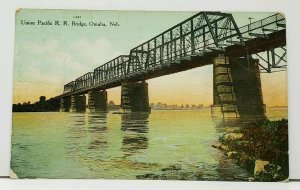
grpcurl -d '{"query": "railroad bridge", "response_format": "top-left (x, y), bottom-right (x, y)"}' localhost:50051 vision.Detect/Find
top-left (55, 12), bottom-right (286, 118)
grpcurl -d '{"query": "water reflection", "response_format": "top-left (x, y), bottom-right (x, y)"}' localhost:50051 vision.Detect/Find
top-left (86, 113), bottom-right (108, 150)
top-left (72, 113), bottom-right (88, 126)
top-left (121, 113), bottom-right (149, 157)
top-left (65, 112), bottom-right (109, 164)
top-left (87, 112), bottom-right (108, 133)
top-left (212, 117), bottom-right (259, 134)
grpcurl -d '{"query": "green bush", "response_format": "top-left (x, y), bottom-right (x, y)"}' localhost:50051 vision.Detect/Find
top-left (255, 163), bottom-right (288, 182)
top-left (218, 118), bottom-right (288, 181)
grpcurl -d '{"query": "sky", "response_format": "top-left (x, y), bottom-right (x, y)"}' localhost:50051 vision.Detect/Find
top-left (13, 10), bottom-right (287, 107)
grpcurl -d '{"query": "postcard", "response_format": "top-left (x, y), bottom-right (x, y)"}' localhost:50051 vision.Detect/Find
top-left (11, 9), bottom-right (287, 181)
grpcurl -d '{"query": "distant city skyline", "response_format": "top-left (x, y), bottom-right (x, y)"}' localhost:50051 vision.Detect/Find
top-left (15, 97), bottom-right (288, 109)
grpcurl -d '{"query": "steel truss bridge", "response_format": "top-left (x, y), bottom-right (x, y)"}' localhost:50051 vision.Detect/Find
top-left (57, 11), bottom-right (286, 99)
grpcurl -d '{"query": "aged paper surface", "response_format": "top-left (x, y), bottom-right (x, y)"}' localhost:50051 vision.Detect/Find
top-left (11, 9), bottom-right (287, 181)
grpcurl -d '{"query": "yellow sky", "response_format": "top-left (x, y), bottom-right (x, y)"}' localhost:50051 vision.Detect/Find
top-left (13, 65), bottom-right (288, 107)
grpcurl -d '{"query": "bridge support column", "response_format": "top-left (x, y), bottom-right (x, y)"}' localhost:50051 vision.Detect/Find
top-left (70, 95), bottom-right (86, 112)
top-left (59, 97), bottom-right (71, 112)
top-left (87, 90), bottom-right (107, 112)
top-left (211, 54), bottom-right (265, 119)
top-left (121, 81), bottom-right (150, 112)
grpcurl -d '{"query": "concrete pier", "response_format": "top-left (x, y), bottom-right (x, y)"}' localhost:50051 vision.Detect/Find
top-left (211, 54), bottom-right (265, 119)
top-left (70, 95), bottom-right (86, 112)
top-left (121, 81), bottom-right (150, 112)
top-left (59, 97), bottom-right (71, 112)
top-left (88, 90), bottom-right (108, 112)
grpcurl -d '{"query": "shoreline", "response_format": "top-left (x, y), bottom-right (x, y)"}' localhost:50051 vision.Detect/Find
top-left (212, 118), bottom-right (288, 182)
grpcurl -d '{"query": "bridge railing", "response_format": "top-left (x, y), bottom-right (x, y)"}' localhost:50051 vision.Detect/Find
top-left (64, 81), bottom-right (76, 94)
top-left (94, 55), bottom-right (130, 85)
top-left (128, 12), bottom-right (242, 74)
top-left (224, 13), bottom-right (285, 42)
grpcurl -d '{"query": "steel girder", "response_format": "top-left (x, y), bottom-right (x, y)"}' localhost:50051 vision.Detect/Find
top-left (74, 72), bottom-right (94, 90)
top-left (61, 12), bottom-right (286, 95)
top-left (231, 13), bottom-right (286, 73)
top-left (94, 55), bottom-right (130, 84)
top-left (128, 12), bottom-right (242, 74)
top-left (254, 46), bottom-right (287, 73)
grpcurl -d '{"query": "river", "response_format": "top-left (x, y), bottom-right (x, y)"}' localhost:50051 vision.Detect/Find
top-left (11, 108), bottom-right (287, 180)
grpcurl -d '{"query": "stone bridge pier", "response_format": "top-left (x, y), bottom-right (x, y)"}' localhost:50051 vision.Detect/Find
top-left (121, 81), bottom-right (150, 112)
top-left (59, 96), bottom-right (71, 112)
top-left (211, 54), bottom-right (265, 119)
top-left (70, 95), bottom-right (86, 112)
top-left (87, 90), bottom-right (108, 112)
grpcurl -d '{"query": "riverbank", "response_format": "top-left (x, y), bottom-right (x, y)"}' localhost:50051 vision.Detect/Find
top-left (136, 162), bottom-right (249, 181)
top-left (213, 118), bottom-right (288, 181)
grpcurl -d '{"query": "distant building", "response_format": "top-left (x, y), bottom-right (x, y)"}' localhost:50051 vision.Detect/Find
top-left (39, 96), bottom-right (46, 103)
top-left (108, 100), bottom-right (115, 107)
top-left (108, 100), bottom-right (120, 110)
top-left (149, 102), bottom-right (206, 110)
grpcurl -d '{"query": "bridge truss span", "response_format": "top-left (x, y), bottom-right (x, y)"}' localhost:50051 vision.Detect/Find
top-left (94, 55), bottom-right (130, 85)
top-left (128, 12), bottom-right (243, 74)
top-left (58, 11), bottom-right (286, 99)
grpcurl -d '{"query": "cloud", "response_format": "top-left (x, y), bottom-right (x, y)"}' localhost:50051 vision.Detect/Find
top-left (13, 37), bottom-right (126, 103)
top-left (15, 38), bottom-right (123, 84)
top-left (71, 38), bottom-right (122, 65)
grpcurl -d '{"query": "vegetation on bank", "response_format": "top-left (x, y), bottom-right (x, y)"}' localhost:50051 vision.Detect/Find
top-left (217, 119), bottom-right (288, 181)
top-left (12, 97), bottom-right (60, 112)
